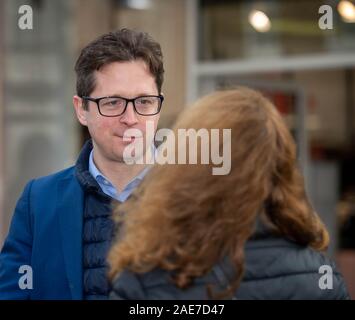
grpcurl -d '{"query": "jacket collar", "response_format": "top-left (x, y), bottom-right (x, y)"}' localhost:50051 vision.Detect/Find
top-left (75, 140), bottom-right (100, 192)
top-left (74, 140), bottom-right (111, 201)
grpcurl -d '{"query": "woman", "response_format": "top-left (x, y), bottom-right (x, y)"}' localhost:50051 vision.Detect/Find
top-left (108, 87), bottom-right (349, 299)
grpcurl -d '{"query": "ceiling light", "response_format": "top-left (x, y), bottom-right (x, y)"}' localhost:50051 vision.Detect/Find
top-left (338, 0), bottom-right (355, 23)
top-left (125, 0), bottom-right (152, 10)
top-left (248, 10), bottom-right (271, 32)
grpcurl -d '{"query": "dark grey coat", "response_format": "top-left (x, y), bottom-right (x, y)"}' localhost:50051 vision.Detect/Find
top-left (110, 233), bottom-right (350, 300)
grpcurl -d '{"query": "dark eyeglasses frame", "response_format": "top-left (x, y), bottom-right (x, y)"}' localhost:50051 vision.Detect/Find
top-left (81, 94), bottom-right (164, 117)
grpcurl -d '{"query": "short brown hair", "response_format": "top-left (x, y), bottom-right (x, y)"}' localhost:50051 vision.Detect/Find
top-left (75, 28), bottom-right (164, 106)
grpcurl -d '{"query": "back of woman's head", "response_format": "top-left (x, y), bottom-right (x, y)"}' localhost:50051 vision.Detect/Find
top-left (108, 87), bottom-right (329, 294)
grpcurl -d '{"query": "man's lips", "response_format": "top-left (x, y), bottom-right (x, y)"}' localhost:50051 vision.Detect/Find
top-left (115, 135), bottom-right (143, 141)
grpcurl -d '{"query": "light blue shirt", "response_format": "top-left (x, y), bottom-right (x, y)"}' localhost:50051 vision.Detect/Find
top-left (88, 150), bottom-right (151, 202)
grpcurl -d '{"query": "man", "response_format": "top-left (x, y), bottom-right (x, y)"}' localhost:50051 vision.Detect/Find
top-left (0, 29), bottom-right (164, 299)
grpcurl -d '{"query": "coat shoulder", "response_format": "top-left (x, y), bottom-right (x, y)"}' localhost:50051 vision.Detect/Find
top-left (32, 166), bottom-right (76, 188)
top-left (237, 237), bottom-right (350, 300)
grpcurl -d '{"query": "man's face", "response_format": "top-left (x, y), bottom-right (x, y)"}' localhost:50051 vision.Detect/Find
top-left (73, 60), bottom-right (161, 163)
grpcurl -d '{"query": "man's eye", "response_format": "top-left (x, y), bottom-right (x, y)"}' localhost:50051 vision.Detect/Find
top-left (138, 98), bottom-right (152, 105)
top-left (103, 99), bottom-right (119, 107)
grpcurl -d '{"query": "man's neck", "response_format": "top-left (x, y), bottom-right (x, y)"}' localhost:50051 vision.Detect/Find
top-left (92, 151), bottom-right (149, 193)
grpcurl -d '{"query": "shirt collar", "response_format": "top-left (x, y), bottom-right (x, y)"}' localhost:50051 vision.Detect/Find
top-left (89, 149), bottom-right (104, 181)
top-left (88, 148), bottom-right (152, 202)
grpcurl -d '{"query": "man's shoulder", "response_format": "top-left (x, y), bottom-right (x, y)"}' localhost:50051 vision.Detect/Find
top-left (36, 166), bottom-right (75, 181)
top-left (31, 166), bottom-right (77, 189)
top-left (22, 165), bottom-right (83, 214)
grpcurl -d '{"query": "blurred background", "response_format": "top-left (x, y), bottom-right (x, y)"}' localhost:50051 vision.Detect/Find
top-left (0, 0), bottom-right (355, 298)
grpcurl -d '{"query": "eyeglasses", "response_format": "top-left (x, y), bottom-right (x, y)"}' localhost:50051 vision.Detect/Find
top-left (81, 95), bottom-right (164, 117)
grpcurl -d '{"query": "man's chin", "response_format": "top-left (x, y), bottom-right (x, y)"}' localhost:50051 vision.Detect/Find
top-left (112, 148), bottom-right (146, 165)
top-left (116, 138), bottom-right (148, 163)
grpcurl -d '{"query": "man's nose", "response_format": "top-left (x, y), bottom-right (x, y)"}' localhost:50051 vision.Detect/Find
top-left (119, 101), bottom-right (138, 126)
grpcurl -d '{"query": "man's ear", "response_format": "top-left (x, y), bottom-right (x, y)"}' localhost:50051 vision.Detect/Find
top-left (73, 95), bottom-right (88, 126)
